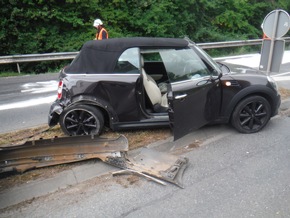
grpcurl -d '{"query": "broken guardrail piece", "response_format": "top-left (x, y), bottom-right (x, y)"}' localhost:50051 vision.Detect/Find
top-left (0, 135), bottom-right (188, 188)
top-left (108, 148), bottom-right (188, 188)
top-left (0, 134), bottom-right (128, 173)
top-left (112, 169), bottom-right (168, 186)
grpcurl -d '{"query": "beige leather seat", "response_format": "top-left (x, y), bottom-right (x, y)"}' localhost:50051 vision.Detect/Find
top-left (141, 56), bottom-right (168, 112)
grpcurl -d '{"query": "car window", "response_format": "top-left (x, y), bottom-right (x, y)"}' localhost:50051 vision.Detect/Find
top-left (142, 52), bottom-right (162, 62)
top-left (192, 45), bottom-right (221, 73)
top-left (159, 48), bottom-right (212, 83)
top-left (112, 48), bottom-right (140, 74)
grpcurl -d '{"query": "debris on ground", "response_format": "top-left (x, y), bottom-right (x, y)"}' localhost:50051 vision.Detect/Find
top-left (0, 134), bottom-right (187, 188)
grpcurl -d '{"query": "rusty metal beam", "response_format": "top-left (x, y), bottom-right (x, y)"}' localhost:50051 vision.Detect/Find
top-left (0, 135), bottom-right (188, 188)
top-left (0, 135), bottom-right (128, 173)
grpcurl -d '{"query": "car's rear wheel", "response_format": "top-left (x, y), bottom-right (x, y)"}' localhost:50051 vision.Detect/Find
top-left (231, 96), bottom-right (271, 133)
top-left (60, 105), bottom-right (104, 136)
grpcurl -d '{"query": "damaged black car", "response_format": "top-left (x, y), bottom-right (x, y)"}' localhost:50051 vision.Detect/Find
top-left (48, 37), bottom-right (281, 140)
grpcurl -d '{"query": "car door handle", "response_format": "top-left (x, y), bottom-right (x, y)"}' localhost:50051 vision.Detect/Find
top-left (175, 94), bottom-right (187, 99)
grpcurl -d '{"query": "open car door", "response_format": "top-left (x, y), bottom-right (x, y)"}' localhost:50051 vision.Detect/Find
top-left (168, 76), bottom-right (221, 140)
top-left (160, 46), bottom-right (222, 140)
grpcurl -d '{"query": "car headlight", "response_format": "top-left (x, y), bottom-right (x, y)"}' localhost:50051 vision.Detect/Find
top-left (267, 76), bottom-right (278, 92)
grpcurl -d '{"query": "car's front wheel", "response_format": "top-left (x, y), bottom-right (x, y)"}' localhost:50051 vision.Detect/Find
top-left (231, 96), bottom-right (271, 133)
top-left (60, 105), bottom-right (104, 136)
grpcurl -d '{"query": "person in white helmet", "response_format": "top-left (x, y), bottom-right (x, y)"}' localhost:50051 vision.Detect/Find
top-left (93, 18), bottom-right (108, 40)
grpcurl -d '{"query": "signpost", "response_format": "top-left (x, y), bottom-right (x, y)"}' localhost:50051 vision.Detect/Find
top-left (259, 9), bottom-right (290, 74)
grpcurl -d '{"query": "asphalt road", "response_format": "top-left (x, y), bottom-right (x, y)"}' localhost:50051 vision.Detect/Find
top-left (0, 73), bottom-right (58, 133)
top-left (1, 115), bottom-right (289, 217)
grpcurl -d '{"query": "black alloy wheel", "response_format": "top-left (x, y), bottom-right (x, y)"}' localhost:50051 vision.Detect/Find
top-left (60, 105), bottom-right (104, 136)
top-left (231, 96), bottom-right (271, 133)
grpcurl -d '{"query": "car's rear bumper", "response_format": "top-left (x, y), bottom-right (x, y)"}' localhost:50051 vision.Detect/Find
top-left (48, 101), bottom-right (63, 126)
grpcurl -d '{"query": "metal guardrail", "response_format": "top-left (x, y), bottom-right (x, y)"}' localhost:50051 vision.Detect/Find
top-left (198, 39), bottom-right (266, 49)
top-left (0, 37), bottom-right (289, 73)
top-left (0, 52), bottom-right (79, 64)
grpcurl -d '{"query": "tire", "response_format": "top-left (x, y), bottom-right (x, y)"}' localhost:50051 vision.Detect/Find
top-left (231, 96), bottom-right (271, 133)
top-left (60, 105), bottom-right (104, 136)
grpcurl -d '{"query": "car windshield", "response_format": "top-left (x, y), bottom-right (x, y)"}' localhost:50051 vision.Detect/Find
top-left (192, 44), bottom-right (221, 73)
top-left (159, 47), bottom-right (219, 83)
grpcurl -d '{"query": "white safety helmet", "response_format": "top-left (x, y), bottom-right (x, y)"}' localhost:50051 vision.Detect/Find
top-left (93, 19), bottom-right (103, 27)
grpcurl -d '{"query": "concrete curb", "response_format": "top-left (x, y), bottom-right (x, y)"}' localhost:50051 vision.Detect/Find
top-left (0, 161), bottom-right (116, 210)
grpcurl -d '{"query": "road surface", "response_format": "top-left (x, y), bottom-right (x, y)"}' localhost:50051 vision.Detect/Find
top-left (0, 73), bottom-right (58, 133)
top-left (1, 114), bottom-right (289, 217)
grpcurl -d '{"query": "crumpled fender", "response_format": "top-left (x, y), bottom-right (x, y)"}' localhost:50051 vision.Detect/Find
top-left (70, 95), bottom-right (119, 126)
top-left (48, 95), bottom-right (120, 128)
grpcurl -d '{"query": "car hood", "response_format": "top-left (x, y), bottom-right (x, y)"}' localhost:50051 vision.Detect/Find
top-left (220, 62), bottom-right (266, 77)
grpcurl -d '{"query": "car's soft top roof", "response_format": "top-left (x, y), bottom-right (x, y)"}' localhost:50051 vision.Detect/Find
top-left (82, 37), bottom-right (188, 51)
top-left (65, 37), bottom-right (189, 74)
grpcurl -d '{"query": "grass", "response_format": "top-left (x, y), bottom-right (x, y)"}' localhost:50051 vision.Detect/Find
top-left (0, 72), bottom-right (27, 77)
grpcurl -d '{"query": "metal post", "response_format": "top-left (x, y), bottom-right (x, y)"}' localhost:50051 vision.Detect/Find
top-left (17, 63), bottom-right (21, 74)
top-left (266, 10), bottom-right (279, 75)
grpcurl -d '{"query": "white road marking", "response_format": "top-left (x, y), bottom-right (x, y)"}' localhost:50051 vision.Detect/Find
top-left (272, 76), bottom-right (290, 81)
top-left (21, 80), bottom-right (58, 94)
top-left (272, 72), bottom-right (290, 77)
top-left (0, 95), bottom-right (56, 111)
top-left (217, 50), bottom-right (290, 68)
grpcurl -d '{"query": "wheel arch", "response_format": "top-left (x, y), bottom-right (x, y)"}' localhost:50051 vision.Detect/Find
top-left (69, 95), bottom-right (119, 128)
top-left (224, 85), bottom-right (278, 121)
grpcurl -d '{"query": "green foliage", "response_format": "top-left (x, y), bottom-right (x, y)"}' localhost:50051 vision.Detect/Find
top-left (211, 0), bottom-right (269, 39)
top-left (0, 0), bottom-right (289, 74)
top-left (0, 0), bottom-right (99, 55)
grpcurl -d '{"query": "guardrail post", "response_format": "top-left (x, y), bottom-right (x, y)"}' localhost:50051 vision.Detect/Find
top-left (17, 63), bottom-right (21, 74)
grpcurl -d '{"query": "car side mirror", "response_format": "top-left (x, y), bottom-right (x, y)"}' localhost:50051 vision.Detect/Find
top-left (210, 71), bottom-right (222, 82)
top-left (218, 62), bottom-right (231, 75)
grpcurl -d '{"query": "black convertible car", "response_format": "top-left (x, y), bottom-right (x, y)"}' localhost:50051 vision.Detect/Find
top-left (48, 37), bottom-right (280, 140)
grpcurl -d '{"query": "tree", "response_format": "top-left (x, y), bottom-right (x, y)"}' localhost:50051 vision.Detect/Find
top-left (0, 0), bottom-right (100, 55)
top-left (0, 0), bottom-right (288, 73)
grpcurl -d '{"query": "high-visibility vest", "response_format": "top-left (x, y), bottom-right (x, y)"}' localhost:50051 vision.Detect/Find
top-left (97, 28), bottom-right (108, 40)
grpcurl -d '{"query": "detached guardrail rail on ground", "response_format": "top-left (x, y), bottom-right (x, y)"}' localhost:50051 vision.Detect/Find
top-left (1, 37), bottom-right (289, 73)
